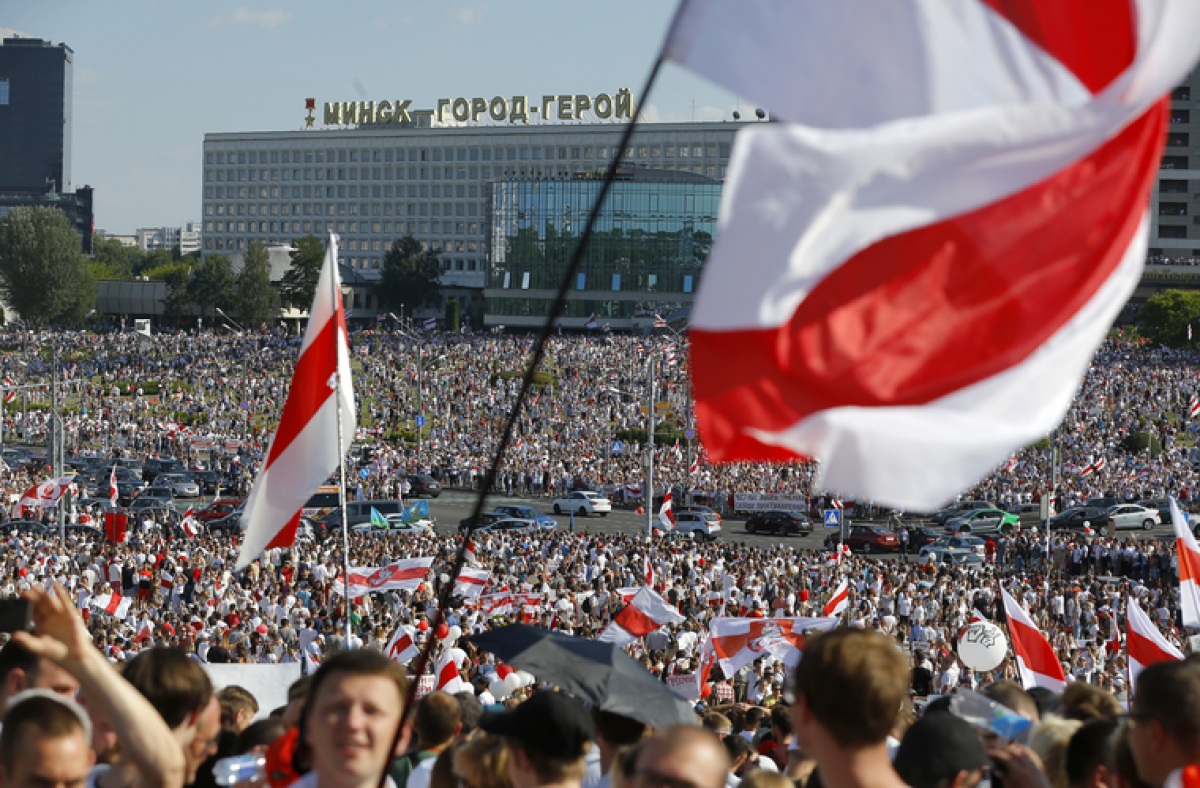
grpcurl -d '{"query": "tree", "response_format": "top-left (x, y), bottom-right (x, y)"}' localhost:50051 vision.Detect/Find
top-left (377, 235), bottom-right (442, 315)
top-left (0, 207), bottom-right (96, 326)
top-left (91, 236), bottom-right (133, 279)
top-left (187, 254), bottom-right (236, 318)
top-left (445, 298), bottom-right (460, 333)
top-left (160, 264), bottom-right (192, 327)
top-left (234, 241), bottom-right (277, 326)
top-left (279, 235), bottom-right (325, 310)
top-left (1138, 289), bottom-right (1200, 346)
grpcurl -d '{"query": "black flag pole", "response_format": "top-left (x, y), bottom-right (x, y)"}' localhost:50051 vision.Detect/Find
top-left (379, 55), bottom-right (667, 785)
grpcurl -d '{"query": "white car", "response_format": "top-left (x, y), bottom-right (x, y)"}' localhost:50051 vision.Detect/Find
top-left (552, 491), bottom-right (611, 517)
top-left (351, 517), bottom-right (434, 536)
top-left (669, 511), bottom-right (722, 541)
top-left (1106, 504), bottom-right (1161, 531)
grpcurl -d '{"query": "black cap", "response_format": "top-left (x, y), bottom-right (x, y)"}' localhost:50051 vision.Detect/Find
top-left (893, 712), bottom-right (989, 788)
top-left (480, 692), bottom-right (595, 760)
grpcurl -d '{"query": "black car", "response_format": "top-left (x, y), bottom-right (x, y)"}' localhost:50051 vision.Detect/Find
top-left (189, 470), bottom-right (225, 495)
top-left (407, 474), bottom-right (442, 498)
top-left (744, 511), bottom-right (813, 536)
top-left (207, 509), bottom-right (243, 534)
top-left (0, 520), bottom-right (50, 536)
top-left (903, 525), bottom-right (943, 550)
top-left (143, 457), bottom-right (187, 482)
top-left (1050, 506), bottom-right (1113, 532)
top-left (459, 512), bottom-right (509, 533)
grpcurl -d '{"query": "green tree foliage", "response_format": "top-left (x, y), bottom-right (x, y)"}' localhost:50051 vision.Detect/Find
top-left (445, 298), bottom-right (460, 332)
top-left (142, 261), bottom-right (190, 281)
top-left (91, 236), bottom-right (133, 279)
top-left (377, 235), bottom-right (442, 315)
top-left (234, 241), bottom-right (278, 326)
top-left (1119, 431), bottom-right (1163, 457)
top-left (1139, 289), bottom-right (1200, 347)
top-left (160, 265), bottom-right (192, 326)
top-left (187, 254), bottom-right (236, 318)
top-left (135, 248), bottom-right (175, 277)
top-left (279, 235), bottom-right (325, 310)
top-left (0, 207), bottom-right (95, 326)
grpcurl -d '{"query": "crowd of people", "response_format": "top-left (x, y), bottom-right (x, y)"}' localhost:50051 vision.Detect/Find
top-left (0, 328), bottom-right (1196, 788)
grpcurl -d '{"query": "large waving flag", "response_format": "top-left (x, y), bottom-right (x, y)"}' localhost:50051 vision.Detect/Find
top-left (385, 624), bottom-right (419, 664)
top-left (370, 507), bottom-right (389, 529)
top-left (334, 558), bottom-right (435, 595)
top-left (1127, 596), bottom-right (1184, 687)
top-left (666, 0), bottom-right (1200, 509)
top-left (707, 616), bottom-right (838, 678)
top-left (401, 500), bottom-right (430, 522)
top-left (454, 567), bottom-right (490, 599)
top-left (12, 476), bottom-right (76, 519)
top-left (1001, 588), bottom-right (1067, 691)
top-left (823, 580), bottom-right (850, 617)
top-left (237, 234), bottom-right (355, 568)
top-left (597, 587), bottom-right (685, 646)
top-left (1171, 497), bottom-right (1200, 627)
top-left (108, 464), bottom-right (119, 507)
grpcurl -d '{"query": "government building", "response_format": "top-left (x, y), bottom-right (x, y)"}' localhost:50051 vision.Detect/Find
top-left (201, 93), bottom-right (748, 328)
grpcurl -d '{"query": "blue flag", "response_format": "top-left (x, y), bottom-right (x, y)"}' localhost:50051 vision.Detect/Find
top-left (401, 500), bottom-right (430, 522)
top-left (370, 507), bottom-right (389, 529)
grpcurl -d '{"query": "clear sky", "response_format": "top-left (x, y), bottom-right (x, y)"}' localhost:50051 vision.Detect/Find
top-left (3, 1), bottom-right (744, 236)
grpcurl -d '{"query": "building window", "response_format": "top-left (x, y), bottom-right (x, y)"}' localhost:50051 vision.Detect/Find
top-left (1159, 225), bottom-right (1188, 238)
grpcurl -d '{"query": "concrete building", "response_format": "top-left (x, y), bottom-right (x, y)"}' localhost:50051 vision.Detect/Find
top-left (136, 222), bottom-right (202, 254)
top-left (1148, 64), bottom-right (1200, 261)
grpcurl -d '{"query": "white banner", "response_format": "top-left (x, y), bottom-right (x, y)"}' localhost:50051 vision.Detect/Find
top-left (412, 674), bottom-right (436, 699)
top-left (733, 493), bottom-right (808, 513)
top-left (667, 673), bottom-right (700, 701)
top-left (204, 663), bottom-right (301, 721)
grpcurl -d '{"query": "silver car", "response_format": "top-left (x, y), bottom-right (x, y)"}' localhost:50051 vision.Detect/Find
top-left (153, 473), bottom-right (200, 498)
top-left (1106, 504), bottom-right (1161, 531)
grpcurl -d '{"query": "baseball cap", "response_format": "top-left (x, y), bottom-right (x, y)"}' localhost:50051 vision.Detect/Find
top-left (893, 712), bottom-right (989, 788)
top-left (480, 691), bottom-right (594, 760)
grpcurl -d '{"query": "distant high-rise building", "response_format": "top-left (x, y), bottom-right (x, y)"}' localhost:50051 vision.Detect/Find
top-left (136, 222), bottom-right (202, 255)
top-left (0, 37), bottom-right (72, 194)
top-left (1148, 64), bottom-right (1199, 261)
top-left (0, 36), bottom-right (92, 253)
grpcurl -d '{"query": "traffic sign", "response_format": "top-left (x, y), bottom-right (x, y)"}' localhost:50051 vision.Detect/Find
top-left (611, 441), bottom-right (624, 455)
top-left (415, 415), bottom-right (425, 426)
top-left (823, 510), bottom-right (842, 528)
top-left (360, 468), bottom-right (370, 479)
top-left (684, 429), bottom-right (696, 439)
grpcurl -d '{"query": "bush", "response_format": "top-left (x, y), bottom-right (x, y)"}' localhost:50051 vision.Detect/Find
top-left (111, 381), bottom-right (162, 396)
top-left (1119, 431), bottom-right (1163, 457)
top-left (495, 370), bottom-right (556, 387)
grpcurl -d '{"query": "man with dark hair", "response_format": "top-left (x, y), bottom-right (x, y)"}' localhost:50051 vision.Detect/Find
top-left (454, 692), bottom-right (483, 737)
top-left (1128, 660), bottom-right (1200, 787)
top-left (586, 710), bottom-right (647, 788)
top-left (763, 706), bottom-right (791, 771)
top-left (634, 727), bottom-right (729, 788)
top-left (390, 692), bottom-right (461, 788)
top-left (791, 629), bottom-right (909, 788)
top-left (0, 693), bottom-right (93, 788)
top-left (121, 647), bottom-right (216, 786)
top-left (0, 639), bottom-right (79, 712)
top-left (1067, 718), bottom-right (1118, 788)
top-left (296, 649), bottom-right (411, 788)
top-left (481, 691), bottom-right (595, 788)
top-left (892, 712), bottom-right (989, 788)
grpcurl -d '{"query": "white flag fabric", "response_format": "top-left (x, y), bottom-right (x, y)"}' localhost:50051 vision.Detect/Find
top-left (658, 492), bottom-right (675, 532)
top-left (1001, 588), bottom-right (1067, 691)
top-left (333, 558), bottom-right (434, 596)
top-left (597, 586), bottom-right (685, 646)
top-left (108, 464), bottom-right (119, 507)
top-left (1127, 596), bottom-right (1183, 688)
top-left (707, 616), bottom-right (838, 678)
top-left (823, 580), bottom-right (849, 617)
top-left (1170, 497), bottom-right (1200, 628)
top-left (385, 624), bottom-right (419, 664)
top-left (666, 0), bottom-right (1200, 510)
top-left (238, 233), bottom-right (355, 568)
top-left (89, 592), bottom-right (132, 620)
top-left (12, 476), bottom-right (76, 519)
top-left (454, 567), bottom-right (490, 599)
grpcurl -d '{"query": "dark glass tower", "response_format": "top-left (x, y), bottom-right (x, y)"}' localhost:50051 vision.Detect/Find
top-left (0, 37), bottom-right (73, 194)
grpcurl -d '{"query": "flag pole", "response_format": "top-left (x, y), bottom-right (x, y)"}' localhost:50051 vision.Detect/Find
top-left (331, 233), bottom-right (353, 648)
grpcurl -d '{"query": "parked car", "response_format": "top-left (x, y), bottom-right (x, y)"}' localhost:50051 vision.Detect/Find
top-left (824, 525), bottom-right (900, 554)
top-left (669, 511), bottom-right (722, 541)
top-left (142, 457), bottom-right (187, 481)
top-left (473, 518), bottom-right (541, 535)
top-left (920, 546), bottom-right (984, 567)
top-left (1136, 499), bottom-right (1174, 524)
top-left (675, 505), bottom-right (723, 524)
top-left (0, 520), bottom-right (49, 536)
top-left (744, 511), bottom-right (812, 536)
top-left (189, 470), bottom-right (225, 495)
top-left (352, 517), bottom-right (434, 536)
top-left (406, 475), bottom-right (442, 498)
top-left (458, 512), bottom-right (510, 534)
top-left (926, 535), bottom-right (987, 556)
top-left (207, 507), bottom-right (245, 534)
top-left (1050, 506), bottom-right (1113, 533)
top-left (944, 508), bottom-right (1020, 534)
top-left (1106, 504), bottom-right (1161, 531)
top-left (196, 499), bottom-right (244, 522)
top-left (136, 486), bottom-right (175, 505)
top-left (930, 500), bottom-right (996, 526)
top-left (154, 473), bottom-right (201, 499)
top-left (318, 500), bottom-right (406, 530)
top-left (553, 491), bottom-right (612, 517)
top-left (492, 505), bottom-right (556, 529)
top-left (1085, 497), bottom-right (1121, 511)
top-left (903, 525), bottom-right (943, 550)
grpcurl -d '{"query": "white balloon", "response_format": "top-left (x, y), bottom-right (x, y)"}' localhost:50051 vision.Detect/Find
top-left (445, 647), bottom-right (468, 667)
top-left (503, 673), bottom-right (522, 693)
top-left (448, 625), bottom-right (463, 641)
top-left (957, 622), bottom-right (1008, 672)
top-left (516, 670), bottom-right (536, 688)
top-left (489, 679), bottom-right (509, 699)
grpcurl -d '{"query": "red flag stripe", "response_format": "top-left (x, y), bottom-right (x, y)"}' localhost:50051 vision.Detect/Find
top-left (1178, 539), bottom-right (1200, 584)
top-left (1008, 615), bottom-right (1066, 681)
top-left (692, 103), bottom-right (1165, 460)
top-left (265, 317), bottom-right (342, 468)
top-left (436, 659), bottom-right (460, 690)
top-left (980, 0), bottom-right (1136, 95)
top-left (1128, 626), bottom-right (1178, 670)
top-left (612, 601), bottom-right (662, 638)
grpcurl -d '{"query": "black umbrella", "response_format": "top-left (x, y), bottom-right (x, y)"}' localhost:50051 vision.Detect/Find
top-left (469, 624), bottom-right (697, 730)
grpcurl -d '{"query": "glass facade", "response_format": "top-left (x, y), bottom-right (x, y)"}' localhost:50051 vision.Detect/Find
top-left (485, 172), bottom-right (720, 322)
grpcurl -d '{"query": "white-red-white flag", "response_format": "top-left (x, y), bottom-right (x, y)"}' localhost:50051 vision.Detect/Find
top-left (597, 586), bottom-right (685, 646)
top-left (12, 476), bottom-right (76, 519)
top-left (585, 314), bottom-right (597, 329)
top-left (658, 492), bottom-right (675, 532)
top-left (454, 567), bottom-right (490, 599)
top-left (237, 233), bottom-right (355, 568)
top-left (643, 555), bottom-right (654, 588)
top-left (1191, 398), bottom-right (1200, 418)
top-left (1170, 497), bottom-right (1200, 628)
top-left (385, 624), bottom-right (419, 664)
top-left (707, 616), bottom-right (838, 678)
top-left (1001, 588), bottom-right (1067, 691)
top-left (108, 464), bottom-right (119, 508)
top-left (1127, 596), bottom-right (1183, 687)
top-left (823, 580), bottom-right (849, 617)
top-left (159, 571), bottom-right (174, 592)
top-left (435, 649), bottom-right (468, 693)
top-left (90, 592), bottom-right (132, 620)
top-left (180, 507), bottom-right (200, 539)
top-left (463, 537), bottom-right (477, 566)
top-left (667, 0), bottom-right (1200, 511)
top-left (334, 557), bottom-right (434, 596)
top-left (3, 379), bottom-right (15, 403)
top-left (423, 317), bottom-right (437, 331)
